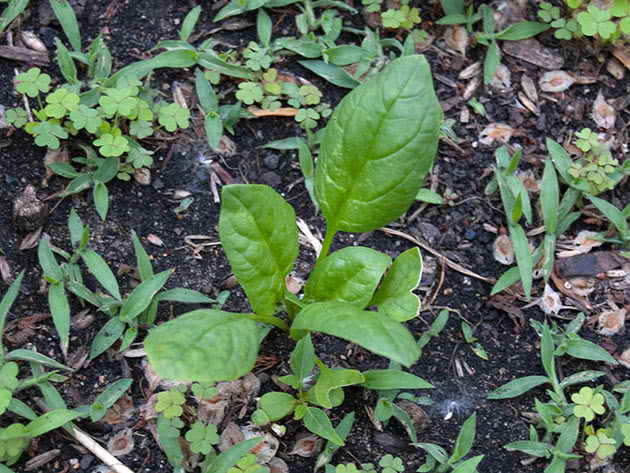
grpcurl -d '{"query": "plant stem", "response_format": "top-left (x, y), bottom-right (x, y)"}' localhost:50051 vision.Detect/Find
top-left (317, 228), bottom-right (336, 264)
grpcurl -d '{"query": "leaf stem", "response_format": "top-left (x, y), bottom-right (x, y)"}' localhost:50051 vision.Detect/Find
top-left (317, 228), bottom-right (336, 264)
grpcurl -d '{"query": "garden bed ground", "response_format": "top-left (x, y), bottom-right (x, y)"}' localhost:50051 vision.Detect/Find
top-left (0, 1), bottom-right (630, 472)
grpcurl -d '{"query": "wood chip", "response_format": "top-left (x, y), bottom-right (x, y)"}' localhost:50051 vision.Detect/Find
top-left (247, 106), bottom-right (298, 117)
top-left (146, 233), bottom-right (164, 247)
top-left (502, 38), bottom-right (564, 69)
top-left (0, 256), bottom-right (12, 283)
top-left (479, 123), bottom-right (513, 146)
top-left (612, 45), bottom-right (630, 70)
top-left (444, 26), bottom-right (468, 57)
top-left (539, 70), bottom-right (576, 93)
top-left (0, 45), bottom-right (49, 65)
top-left (592, 90), bottom-right (615, 130)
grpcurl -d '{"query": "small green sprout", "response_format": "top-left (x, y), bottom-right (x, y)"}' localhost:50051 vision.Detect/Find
top-left (184, 421), bottom-right (219, 455)
top-left (295, 108), bottom-right (320, 130)
top-left (379, 454), bottom-right (404, 473)
top-left (155, 386), bottom-right (187, 419)
top-left (129, 119), bottom-right (153, 139)
top-left (16, 67), bottom-right (51, 97)
top-left (577, 5), bottom-right (617, 39)
top-left (571, 386), bottom-right (605, 422)
top-left (362, 0), bottom-right (382, 13)
top-left (575, 128), bottom-right (599, 152)
top-left (584, 429), bottom-right (617, 459)
top-left (381, 5), bottom-right (421, 30)
top-left (262, 68), bottom-right (283, 95)
top-left (300, 85), bottom-right (322, 106)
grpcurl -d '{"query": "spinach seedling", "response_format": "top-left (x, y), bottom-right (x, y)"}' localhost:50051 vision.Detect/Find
top-left (145, 55), bottom-right (442, 385)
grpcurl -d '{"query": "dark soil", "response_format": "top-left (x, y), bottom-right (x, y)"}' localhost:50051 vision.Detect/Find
top-left (1, 1), bottom-right (629, 473)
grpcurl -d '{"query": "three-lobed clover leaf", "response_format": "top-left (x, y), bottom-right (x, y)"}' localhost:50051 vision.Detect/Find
top-left (0, 423), bottom-right (29, 460)
top-left (129, 120), bottom-right (153, 139)
top-left (158, 102), bottom-right (190, 132)
top-left (575, 128), bottom-right (599, 152)
top-left (243, 42), bottom-right (272, 71)
top-left (127, 99), bottom-right (153, 122)
top-left (538, 2), bottom-right (561, 23)
top-left (155, 387), bottom-right (186, 419)
top-left (93, 132), bottom-right (130, 157)
top-left (571, 386), bottom-right (605, 422)
top-left (335, 464), bottom-right (361, 473)
top-left (5, 107), bottom-right (28, 128)
top-left (577, 5), bottom-right (617, 39)
top-left (159, 416), bottom-right (185, 438)
top-left (236, 82), bottom-right (264, 105)
top-left (191, 381), bottom-right (218, 400)
top-left (295, 108), bottom-right (320, 130)
top-left (227, 453), bottom-right (269, 473)
top-left (362, 0), bottom-right (382, 13)
top-left (585, 430), bottom-right (617, 459)
top-left (184, 421), bottom-right (219, 455)
top-left (262, 68), bottom-right (283, 95)
top-left (69, 104), bottom-right (103, 133)
top-left (0, 390), bottom-right (12, 416)
top-left (99, 87), bottom-right (138, 117)
top-left (31, 121), bottom-right (69, 149)
top-left (0, 362), bottom-right (19, 392)
top-left (622, 423), bottom-right (630, 446)
top-left (44, 88), bottom-right (80, 119)
top-left (379, 454), bottom-right (404, 473)
top-left (16, 67), bottom-right (51, 97)
top-left (300, 85), bottom-right (322, 106)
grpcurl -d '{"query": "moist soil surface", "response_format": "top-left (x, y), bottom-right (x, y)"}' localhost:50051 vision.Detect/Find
top-left (1, 1), bottom-right (630, 472)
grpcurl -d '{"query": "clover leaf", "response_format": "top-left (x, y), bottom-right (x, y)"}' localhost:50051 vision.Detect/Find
top-left (235, 82), bottom-right (264, 106)
top-left (0, 390), bottom-right (12, 416)
top-left (227, 454), bottom-right (269, 473)
top-left (44, 88), bottom-right (80, 118)
top-left (0, 362), bottom-right (18, 392)
top-left (577, 6), bottom-right (617, 39)
top-left (300, 85), bottom-right (322, 106)
top-left (31, 121), bottom-right (69, 148)
top-left (379, 454), bottom-right (404, 473)
top-left (335, 464), bottom-right (361, 473)
top-left (5, 107), bottom-right (28, 128)
top-left (158, 416), bottom-right (185, 438)
top-left (158, 103), bottom-right (190, 132)
top-left (70, 104), bottom-right (103, 133)
top-left (362, 0), bottom-right (382, 13)
top-left (0, 423), bottom-right (29, 460)
top-left (262, 68), bottom-right (283, 95)
top-left (128, 99), bottom-right (153, 122)
top-left (99, 87), bottom-right (138, 117)
top-left (184, 421), bottom-right (219, 455)
top-left (381, 8), bottom-right (405, 28)
top-left (571, 386), bottom-right (605, 422)
top-left (585, 430), bottom-right (617, 459)
top-left (129, 120), bottom-right (153, 139)
top-left (295, 108), bottom-right (320, 130)
top-left (575, 128), bottom-right (599, 152)
top-left (191, 381), bottom-right (218, 399)
top-left (16, 67), bottom-right (51, 97)
top-left (93, 132), bottom-right (130, 157)
top-left (538, 2), bottom-right (560, 23)
top-left (155, 387), bottom-right (186, 419)
top-left (243, 42), bottom-right (272, 71)
top-left (622, 423), bottom-right (630, 446)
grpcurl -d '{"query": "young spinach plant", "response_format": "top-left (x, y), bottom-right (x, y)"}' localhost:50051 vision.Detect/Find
top-left (145, 56), bottom-right (442, 385)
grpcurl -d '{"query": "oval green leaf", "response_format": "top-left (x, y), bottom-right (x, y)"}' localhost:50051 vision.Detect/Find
top-left (291, 301), bottom-right (420, 367)
top-left (314, 55), bottom-right (442, 233)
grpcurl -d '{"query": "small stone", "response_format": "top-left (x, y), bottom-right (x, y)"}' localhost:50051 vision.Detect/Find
top-left (263, 153), bottom-right (279, 170)
top-left (79, 454), bottom-right (95, 470)
top-left (12, 185), bottom-right (48, 231)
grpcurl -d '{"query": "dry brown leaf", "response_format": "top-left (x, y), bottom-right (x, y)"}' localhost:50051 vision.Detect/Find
top-left (147, 233), bottom-right (164, 247)
top-left (539, 284), bottom-right (561, 315)
top-left (21, 31), bottom-right (47, 52)
top-left (462, 75), bottom-right (480, 101)
top-left (607, 56), bottom-right (625, 80)
top-left (42, 147), bottom-right (69, 187)
top-left (612, 45), bottom-right (630, 70)
top-left (479, 123), bottom-right (513, 146)
top-left (618, 347), bottom-right (630, 368)
top-left (458, 62), bottom-right (481, 80)
top-left (493, 234), bottom-right (514, 265)
top-left (539, 70), bottom-right (576, 92)
top-left (521, 74), bottom-right (538, 103)
top-left (518, 92), bottom-right (539, 116)
top-left (0, 257), bottom-right (12, 283)
top-left (597, 306), bottom-right (626, 336)
top-left (241, 426), bottom-right (279, 463)
top-left (247, 106), bottom-right (298, 118)
top-left (489, 64), bottom-right (511, 91)
top-left (592, 90), bottom-right (615, 129)
top-left (444, 26), bottom-right (468, 56)
top-left (19, 227), bottom-right (42, 250)
top-left (288, 434), bottom-right (322, 458)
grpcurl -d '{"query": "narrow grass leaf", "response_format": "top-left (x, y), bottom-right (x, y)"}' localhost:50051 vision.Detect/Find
top-left (27, 409), bottom-right (81, 437)
top-left (49, 282), bottom-right (70, 349)
top-left (494, 22), bottom-right (549, 40)
top-left (483, 40), bottom-right (500, 85)
top-left (541, 323), bottom-right (556, 382)
top-left (361, 370), bottom-right (433, 390)
top-left (5, 350), bottom-right (70, 371)
top-left (195, 68), bottom-right (218, 112)
top-left (541, 158), bottom-right (559, 235)
top-left (304, 407), bottom-right (344, 445)
top-left (205, 437), bottom-right (263, 473)
top-left (451, 455), bottom-right (484, 473)
top-left (257, 8), bottom-right (272, 47)
top-left (93, 181), bottom-right (108, 221)
top-left (81, 249), bottom-right (120, 300)
top-left (90, 316), bottom-right (126, 359)
top-left (508, 224), bottom-right (532, 298)
top-left (38, 238), bottom-right (63, 281)
top-left (565, 339), bottom-right (618, 364)
top-left (0, 271), bottom-right (24, 351)
top-left (491, 266), bottom-right (521, 295)
top-left (49, 0), bottom-right (82, 52)
top-left (487, 375), bottom-right (549, 399)
top-left (504, 440), bottom-right (550, 457)
top-left (55, 38), bottom-right (78, 84)
top-left (586, 194), bottom-right (629, 238)
top-left (119, 270), bottom-right (171, 322)
top-left (559, 370), bottom-right (605, 389)
top-left (391, 403), bottom-right (418, 443)
top-left (0, 0), bottom-right (29, 32)
top-left (413, 443), bottom-right (449, 463)
top-left (155, 288), bottom-right (214, 304)
top-left (90, 378), bottom-right (132, 422)
top-left (179, 5), bottom-right (201, 42)
top-left (131, 230), bottom-right (153, 280)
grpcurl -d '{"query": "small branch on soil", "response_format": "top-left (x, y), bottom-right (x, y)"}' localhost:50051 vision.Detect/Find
top-left (380, 227), bottom-right (495, 284)
top-left (73, 427), bottom-right (135, 473)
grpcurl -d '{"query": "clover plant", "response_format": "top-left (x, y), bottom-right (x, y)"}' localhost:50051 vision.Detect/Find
top-left (145, 56), bottom-right (442, 387)
top-left (488, 315), bottom-right (630, 469)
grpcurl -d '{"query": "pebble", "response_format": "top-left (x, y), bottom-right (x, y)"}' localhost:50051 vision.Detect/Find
top-left (80, 454), bottom-right (95, 470)
top-left (263, 153), bottom-right (279, 170)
